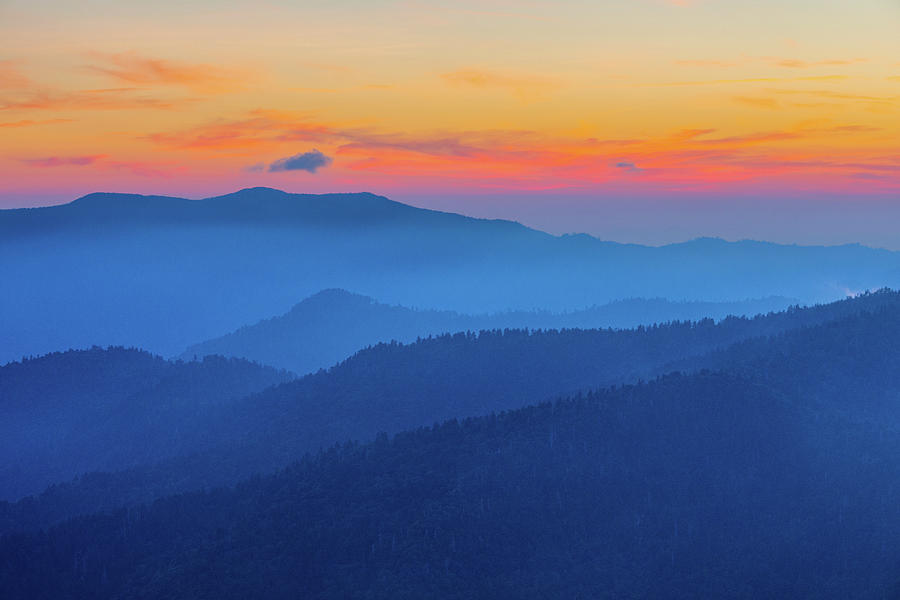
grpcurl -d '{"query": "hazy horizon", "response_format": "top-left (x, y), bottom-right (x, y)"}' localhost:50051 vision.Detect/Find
top-left (5, 186), bottom-right (900, 250)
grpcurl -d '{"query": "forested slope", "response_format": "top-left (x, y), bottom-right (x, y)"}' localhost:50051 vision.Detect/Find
top-left (181, 288), bottom-right (795, 374)
top-left (3, 371), bottom-right (899, 599)
top-left (0, 348), bottom-right (291, 500)
top-left (2, 291), bottom-right (899, 537)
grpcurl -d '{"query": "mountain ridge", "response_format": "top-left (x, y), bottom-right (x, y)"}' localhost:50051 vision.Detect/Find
top-left (2, 187), bottom-right (895, 252)
top-left (1, 188), bottom-right (541, 237)
top-left (4, 289), bottom-right (899, 534)
top-left (180, 288), bottom-right (800, 374)
top-left (3, 188), bottom-right (900, 364)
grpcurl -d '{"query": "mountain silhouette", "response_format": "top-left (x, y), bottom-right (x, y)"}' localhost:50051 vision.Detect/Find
top-left (2, 188), bottom-right (899, 364)
top-left (181, 288), bottom-right (797, 374)
top-left (1, 188), bottom-right (521, 235)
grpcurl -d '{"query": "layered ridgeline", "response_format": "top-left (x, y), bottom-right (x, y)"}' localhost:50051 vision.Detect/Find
top-left (181, 288), bottom-right (796, 374)
top-left (0, 348), bottom-right (291, 501)
top-left (5, 306), bottom-right (900, 597)
top-left (4, 187), bottom-right (900, 363)
top-left (2, 290), bottom-right (899, 537)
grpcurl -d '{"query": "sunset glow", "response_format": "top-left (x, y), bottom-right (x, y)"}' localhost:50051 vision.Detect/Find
top-left (2, 0), bottom-right (898, 243)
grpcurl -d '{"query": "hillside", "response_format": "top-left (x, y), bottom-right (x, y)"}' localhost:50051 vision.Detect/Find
top-left (2, 290), bottom-right (899, 535)
top-left (181, 288), bottom-right (796, 373)
top-left (672, 306), bottom-right (900, 420)
top-left (2, 188), bottom-right (899, 364)
top-left (3, 370), bottom-right (899, 599)
top-left (0, 348), bottom-right (292, 501)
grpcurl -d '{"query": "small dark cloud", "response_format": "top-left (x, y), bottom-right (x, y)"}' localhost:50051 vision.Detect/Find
top-left (268, 149), bottom-right (332, 173)
top-left (613, 161), bottom-right (642, 172)
top-left (244, 162), bottom-right (265, 173)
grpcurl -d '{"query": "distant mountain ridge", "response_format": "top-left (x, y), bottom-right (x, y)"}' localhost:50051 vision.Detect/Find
top-left (3, 187), bottom-right (899, 364)
top-left (181, 289), bottom-right (798, 374)
top-left (0, 188), bottom-right (525, 237)
top-left (4, 289), bottom-right (899, 533)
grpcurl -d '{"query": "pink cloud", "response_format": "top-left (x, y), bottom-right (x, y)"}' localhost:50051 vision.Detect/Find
top-left (21, 155), bottom-right (106, 167)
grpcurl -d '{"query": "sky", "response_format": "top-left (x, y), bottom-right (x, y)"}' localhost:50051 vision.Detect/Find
top-left (1, 0), bottom-right (899, 246)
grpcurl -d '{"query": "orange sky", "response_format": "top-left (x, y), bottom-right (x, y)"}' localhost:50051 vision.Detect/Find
top-left (1, 0), bottom-right (898, 243)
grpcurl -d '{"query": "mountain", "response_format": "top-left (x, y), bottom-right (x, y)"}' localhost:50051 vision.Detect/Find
top-left (0, 188), bottom-right (474, 236)
top-left (3, 187), bottom-right (899, 364)
top-left (176, 290), bottom-right (900, 481)
top-left (0, 347), bottom-right (292, 501)
top-left (3, 368), bottom-right (900, 598)
top-left (181, 288), bottom-right (479, 374)
top-left (181, 288), bottom-right (797, 374)
top-left (3, 290), bottom-right (898, 534)
top-left (674, 305), bottom-right (900, 420)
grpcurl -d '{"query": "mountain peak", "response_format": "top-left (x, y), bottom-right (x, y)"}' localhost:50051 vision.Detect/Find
top-left (207, 188), bottom-right (386, 203)
top-left (237, 186), bottom-right (285, 194)
top-left (293, 288), bottom-right (376, 310)
top-left (197, 189), bottom-right (417, 223)
top-left (212, 187), bottom-right (290, 200)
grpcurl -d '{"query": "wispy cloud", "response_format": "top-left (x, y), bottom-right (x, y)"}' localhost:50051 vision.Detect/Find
top-left (20, 155), bottom-right (106, 167)
top-left (145, 109), bottom-right (896, 193)
top-left (147, 111), bottom-right (486, 158)
top-left (146, 112), bottom-right (333, 150)
top-left (769, 88), bottom-right (898, 105)
top-left (102, 159), bottom-right (179, 177)
top-left (84, 53), bottom-right (249, 93)
top-left (0, 55), bottom-right (210, 113)
top-left (1, 87), bottom-right (191, 112)
top-left (669, 129), bottom-right (716, 141)
top-left (0, 61), bottom-right (35, 90)
top-left (803, 124), bottom-right (882, 134)
top-left (694, 131), bottom-right (801, 145)
top-left (336, 131), bottom-right (482, 158)
top-left (19, 154), bottom-right (178, 177)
